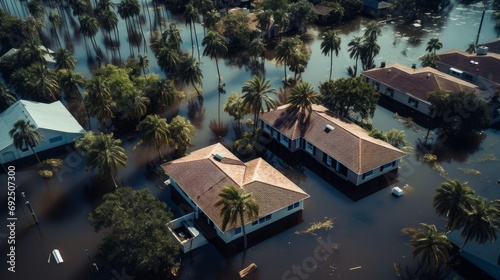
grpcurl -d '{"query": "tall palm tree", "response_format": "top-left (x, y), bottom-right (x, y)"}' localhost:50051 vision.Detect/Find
top-left (204, 9), bottom-right (221, 31)
top-left (137, 114), bottom-right (170, 159)
top-left (460, 197), bottom-right (499, 246)
top-left (178, 55), bottom-right (203, 97)
top-left (360, 36), bottom-right (380, 70)
top-left (426, 38), bottom-right (443, 54)
top-left (256, 9), bottom-right (273, 39)
top-left (9, 120), bottom-right (44, 164)
top-left (54, 48), bottom-right (77, 70)
top-left (215, 185), bottom-right (259, 250)
top-left (0, 82), bottom-right (16, 112)
top-left (122, 91), bottom-right (149, 121)
top-left (202, 31), bottom-right (228, 124)
top-left (57, 69), bottom-right (86, 99)
top-left (224, 92), bottom-right (245, 131)
top-left (320, 30), bottom-right (341, 81)
top-left (138, 53), bottom-right (150, 76)
top-left (155, 46), bottom-right (181, 74)
top-left (275, 37), bottom-right (300, 82)
top-left (288, 81), bottom-right (320, 135)
top-left (18, 37), bottom-right (48, 65)
top-left (432, 179), bottom-right (475, 231)
top-left (48, 12), bottom-right (63, 48)
top-left (363, 21), bottom-right (381, 41)
top-left (79, 14), bottom-right (100, 55)
top-left (11, 63), bottom-right (60, 102)
top-left (146, 78), bottom-right (179, 112)
top-left (241, 76), bottom-right (277, 129)
top-left (168, 115), bottom-right (195, 156)
top-left (85, 133), bottom-right (127, 188)
top-left (348, 36), bottom-right (363, 77)
top-left (410, 223), bottom-right (452, 274)
top-left (84, 76), bottom-right (115, 129)
top-left (97, 8), bottom-right (119, 47)
top-left (184, 3), bottom-right (201, 59)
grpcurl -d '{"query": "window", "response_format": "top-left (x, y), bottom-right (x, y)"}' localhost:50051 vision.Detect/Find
top-left (408, 97), bottom-right (419, 108)
top-left (234, 227), bottom-right (242, 235)
top-left (385, 88), bottom-right (394, 97)
top-left (362, 170), bottom-right (373, 180)
top-left (265, 214), bottom-right (272, 221)
top-left (49, 135), bottom-right (63, 143)
top-left (288, 205), bottom-right (294, 211)
top-left (252, 220), bottom-right (258, 226)
top-left (288, 202), bottom-right (300, 211)
top-left (293, 202), bottom-right (300, 208)
top-left (326, 156), bottom-right (333, 166)
top-left (295, 138), bottom-right (300, 149)
top-left (375, 82), bottom-right (380, 91)
top-left (392, 161), bottom-right (396, 167)
top-left (280, 133), bottom-right (290, 147)
top-left (379, 162), bottom-right (393, 172)
top-left (259, 217), bottom-right (266, 223)
top-left (264, 123), bottom-right (271, 133)
top-left (305, 141), bottom-right (314, 155)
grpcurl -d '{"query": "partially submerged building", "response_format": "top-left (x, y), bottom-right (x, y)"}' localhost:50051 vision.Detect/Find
top-left (161, 143), bottom-right (309, 252)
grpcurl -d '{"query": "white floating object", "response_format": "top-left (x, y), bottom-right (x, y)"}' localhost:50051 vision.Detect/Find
top-left (52, 249), bottom-right (64, 264)
top-left (391, 187), bottom-right (404, 197)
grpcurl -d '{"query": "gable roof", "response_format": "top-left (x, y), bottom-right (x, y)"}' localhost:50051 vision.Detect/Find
top-left (0, 45), bottom-right (56, 64)
top-left (437, 49), bottom-right (500, 84)
top-left (161, 144), bottom-right (309, 232)
top-left (362, 63), bottom-right (479, 102)
top-left (0, 100), bottom-right (86, 151)
top-left (259, 105), bottom-right (406, 174)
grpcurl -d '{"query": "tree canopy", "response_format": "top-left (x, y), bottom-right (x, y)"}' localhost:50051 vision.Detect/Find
top-left (89, 187), bottom-right (179, 278)
top-left (320, 77), bottom-right (379, 120)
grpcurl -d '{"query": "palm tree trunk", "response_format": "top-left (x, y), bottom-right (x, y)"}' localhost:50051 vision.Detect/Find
top-left (193, 23), bottom-right (200, 61)
top-left (354, 56), bottom-right (359, 77)
top-left (283, 60), bottom-right (287, 84)
top-left (329, 50), bottom-right (333, 80)
top-left (216, 59), bottom-right (221, 125)
top-left (30, 146), bottom-right (41, 164)
top-left (192, 81), bottom-right (201, 97)
top-left (189, 23), bottom-right (194, 57)
top-left (111, 174), bottom-right (118, 189)
top-left (240, 211), bottom-right (248, 249)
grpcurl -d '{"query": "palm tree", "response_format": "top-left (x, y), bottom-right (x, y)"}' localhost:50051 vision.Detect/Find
top-left (465, 42), bottom-right (476, 54)
top-left (432, 180), bottom-right (475, 231)
top-left (11, 63), bottom-right (60, 102)
top-left (54, 49), bottom-right (77, 70)
top-left (84, 76), bottom-right (115, 129)
top-left (241, 76), bottom-right (277, 129)
top-left (138, 53), bottom-right (150, 76)
top-left (255, 9), bottom-right (273, 39)
top-left (348, 36), bottom-right (363, 77)
top-left (202, 31), bottom-right (228, 124)
top-left (184, 3), bottom-right (201, 59)
top-left (385, 129), bottom-right (407, 148)
top-left (146, 78), bottom-right (179, 112)
top-left (97, 8), bottom-right (119, 46)
top-left (224, 92), bottom-right (245, 132)
top-left (79, 14), bottom-right (100, 55)
top-left (360, 36), bottom-right (380, 70)
top-left (275, 37), bottom-right (300, 82)
top-left (168, 115), bottom-right (195, 156)
top-left (215, 185), bottom-right (259, 250)
top-left (426, 38), bottom-right (443, 54)
top-left (18, 37), bottom-right (47, 65)
top-left (288, 81), bottom-right (320, 135)
top-left (363, 21), bottom-right (381, 41)
top-left (320, 30), bottom-right (341, 80)
top-left (84, 133), bottom-right (127, 188)
top-left (57, 69), bottom-right (86, 99)
top-left (9, 120), bottom-right (44, 164)
top-left (178, 55), bottom-right (203, 97)
top-left (122, 91), bottom-right (149, 122)
top-left (204, 9), bottom-right (221, 31)
top-left (410, 223), bottom-right (452, 274)
top-left (48, 12), bottom-right (62, 48)
top-left (0, 82), bottom-right (16, 112)
top-left (155, 47), bottom-right (181, 74)
top-left (137, 114), bottom-right (170, 159)
top-left (460, 197), bottom-right (499, 246)
top-left (420, 53), bottom-right (439, 68)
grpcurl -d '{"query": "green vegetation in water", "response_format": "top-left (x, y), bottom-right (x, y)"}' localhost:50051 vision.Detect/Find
top-left (432, 162), bottom-right (447, 177)
top-left (38, 158), bottom-right (63, 178)
top-left (458, 168), bottom-right (481, 175)
top-left (295, 217), bottom-right (335, 236)
top-left (423, 154), bottom-right (437, 163)
top-left (400, 117), bottom-right (418, 132)
top-left (477, 153), bottom-right (497, 162)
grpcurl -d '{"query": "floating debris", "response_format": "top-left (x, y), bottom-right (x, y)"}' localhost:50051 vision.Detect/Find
top-left (349, 266), bottom-right (362, 271)
top-left (458, 168), bottom-right (481, 175)
top-left (477, 153), bottom-right (497, 162)
top-left (432, 162), bottom-right (447, 177)
top-left (401, 227), bottom-right (417, 236)
top-left (423, 154), bottom-right (437, 163)
top-left (294, 217), bottom-right (335, 235)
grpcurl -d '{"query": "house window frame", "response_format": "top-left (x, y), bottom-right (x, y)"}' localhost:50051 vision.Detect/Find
top-left (379, 162), bottom-right (393, 172)
top-left (264, 123), bottom-right (271, 134)
top-left (305, 141), bottom-right (314, 154)
top-left (280, 133), bottom-right (290, 147)
top-left (362, 170), bottom-right (373, 180)
top-left (234, 226), bottom-right (242, 235)
top-left (408, 97), bottom-right (419, 108)
top-left (49, 135), bottom-right (64, 144)
top-left (385, 87), bottom-right (394, 97)
top-left (295, 138), bottom-right (301, 149)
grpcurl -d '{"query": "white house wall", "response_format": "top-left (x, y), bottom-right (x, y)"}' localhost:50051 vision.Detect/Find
top-left (0, 129), bottom-right (83, 163)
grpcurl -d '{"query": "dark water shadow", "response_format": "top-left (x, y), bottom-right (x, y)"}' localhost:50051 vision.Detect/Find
top-left (415, 132), bottom-right (485, 163)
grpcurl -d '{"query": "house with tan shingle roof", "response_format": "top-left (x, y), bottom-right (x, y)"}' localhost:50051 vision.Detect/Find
top-left (361, 63), bottom-right (479, 125)
top-left (259, 104), bottom-right (406, 187)
top-left (161, 143), bottom-right (309, 250)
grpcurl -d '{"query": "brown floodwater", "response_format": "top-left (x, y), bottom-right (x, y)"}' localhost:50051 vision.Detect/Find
top-left (1, 0), bottom-right (499, 279)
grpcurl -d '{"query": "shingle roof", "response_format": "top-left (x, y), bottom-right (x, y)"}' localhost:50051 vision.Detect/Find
top-left (259, 105), bottom-right (407, 174)
top-left (0, 100), bottom-right (86, 151)
top-left (161, 144), bottom-right (309, 232)
top-left (362, 63), bottom-right (479, 102)
top-left (437, 49), bottom-right (500, 84)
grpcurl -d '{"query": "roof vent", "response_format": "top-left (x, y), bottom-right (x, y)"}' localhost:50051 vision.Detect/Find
top-left (411, 63), bottom-right (416, 70)
top-left (470, 60), bottom-right (475, 64)
top-left (380, 61), bottom-right (386, 68)
top-left (324, 124), bottom-right (334, 133)
top-left (387, 69), bottom-right (391, 74)
top-left (477, 46), bottom-right (488, 55)
top-left (213, 154), bottom-right (224, 161)
top-left (426, 73), bottom-right (431, 78)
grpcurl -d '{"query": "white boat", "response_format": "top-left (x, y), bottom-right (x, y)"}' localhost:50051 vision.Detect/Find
top-left (52, 249), bottom-right (64, 264)
top-left (391, 187), bottom-right (404, 197)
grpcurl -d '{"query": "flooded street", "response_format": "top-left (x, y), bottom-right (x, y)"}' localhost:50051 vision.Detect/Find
top-left (1, 0), bottom-right (499, 279)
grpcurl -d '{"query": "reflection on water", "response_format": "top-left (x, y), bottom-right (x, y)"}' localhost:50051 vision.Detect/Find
top-left (1, 1), bottom-right (499, 280)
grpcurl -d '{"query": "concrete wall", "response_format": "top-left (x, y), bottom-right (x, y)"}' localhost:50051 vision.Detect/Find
top-left (167, 213), bottom-right (208, 253)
